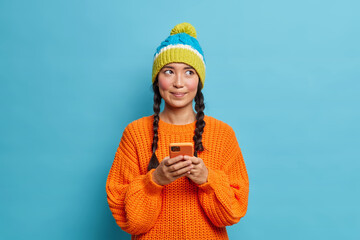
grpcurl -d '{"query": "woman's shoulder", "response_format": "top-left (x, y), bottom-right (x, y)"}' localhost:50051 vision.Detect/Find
top-left (130, 115), bottom-right (153, 125)
top-left (123, 115), bottom-right (153, 134)
top-left (204, 115), bottom-right (235, 133)
top-left (204, 115), bottom-right (239, 145)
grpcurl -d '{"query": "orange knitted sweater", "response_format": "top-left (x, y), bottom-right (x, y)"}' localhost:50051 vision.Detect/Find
top-left (105, 115), bottom-right (249, 240)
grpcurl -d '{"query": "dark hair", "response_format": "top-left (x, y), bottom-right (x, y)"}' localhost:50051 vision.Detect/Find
top-left (147, 76), bottom-right (206, 172)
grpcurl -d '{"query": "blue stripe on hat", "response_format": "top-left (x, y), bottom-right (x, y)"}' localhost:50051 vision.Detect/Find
top-left (154, 33), bottom-right (205, 63)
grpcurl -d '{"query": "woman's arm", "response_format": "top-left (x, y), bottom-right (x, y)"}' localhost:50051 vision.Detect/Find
top-left (197, 128), bottom-right (250, 227)
top-left (105, 125), bottom-right (164, 235)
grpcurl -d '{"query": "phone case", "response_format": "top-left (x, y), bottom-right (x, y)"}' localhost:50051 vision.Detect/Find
top-left (169, 142), bottom-right (194, 158)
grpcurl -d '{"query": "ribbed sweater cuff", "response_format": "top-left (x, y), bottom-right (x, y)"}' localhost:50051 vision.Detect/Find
top-left (142, 168), bottom-right (164, 195)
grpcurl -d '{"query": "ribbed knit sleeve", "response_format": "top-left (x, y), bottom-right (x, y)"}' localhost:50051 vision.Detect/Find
top-left (197, 127), bottom-right (249, 227)
top-left (105, 124), bottom-right (164, 235)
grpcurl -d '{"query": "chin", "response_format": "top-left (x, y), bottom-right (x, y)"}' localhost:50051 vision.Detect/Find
top-left (169, 103), bottom-right (189, 108)
top-left (167, 100), bottom-right (193, 109)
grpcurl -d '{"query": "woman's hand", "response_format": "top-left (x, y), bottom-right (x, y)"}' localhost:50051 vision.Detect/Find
top-left (152, 155), bottom-right (194, 186)
top-left (183, 155), bottom-right (209, 185)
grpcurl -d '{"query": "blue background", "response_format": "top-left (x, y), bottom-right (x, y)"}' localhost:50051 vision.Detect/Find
top-left (1, 0), bottom-right (359, 239)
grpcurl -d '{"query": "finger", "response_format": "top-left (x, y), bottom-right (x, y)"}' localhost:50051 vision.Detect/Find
top-left (169, 160), bottom-right (192, 173)
top-left (184, 156), bottom-right (201, 165)
top-left (192, 158), bottom-right (202, 165)
top-left (172, 164), bottom-right (193, 177)
top-left (166, 155), bottom-right (184, 166)
top-left (163, 156), bottom-right (175, 166)
top-left (161, 156), bottom-right (170, 165)
top-left (174, 170), bottom-right (192, 179)
top-left (187, 169), bottom-right (195, 176)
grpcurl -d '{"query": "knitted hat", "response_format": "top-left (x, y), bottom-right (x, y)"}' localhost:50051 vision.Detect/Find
top-left (152, 22), bottom-right (206, 89)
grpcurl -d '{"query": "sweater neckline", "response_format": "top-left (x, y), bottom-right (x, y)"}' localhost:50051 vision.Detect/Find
top-left (157, 115), bottom-right (207, 134)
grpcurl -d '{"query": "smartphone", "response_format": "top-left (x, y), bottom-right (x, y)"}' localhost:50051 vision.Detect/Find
top-left (169, 142), bottom-right (194, 159)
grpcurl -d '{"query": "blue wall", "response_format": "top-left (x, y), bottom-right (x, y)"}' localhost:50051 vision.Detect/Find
top-left (1, 0), bottom-right (359, 239)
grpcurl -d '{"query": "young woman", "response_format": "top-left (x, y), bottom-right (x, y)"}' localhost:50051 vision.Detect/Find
top-left (106, 22), bottom-right (250, 240)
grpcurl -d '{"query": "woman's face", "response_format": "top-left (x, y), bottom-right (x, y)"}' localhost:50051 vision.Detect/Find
top-left (157, 62), bottom-right (199, 109)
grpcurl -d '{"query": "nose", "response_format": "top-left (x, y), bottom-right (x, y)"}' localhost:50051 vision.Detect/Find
top-left (173, 73), bottom-right (184, 88)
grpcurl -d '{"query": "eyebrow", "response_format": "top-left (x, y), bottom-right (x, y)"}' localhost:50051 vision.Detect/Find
top-left (163, 65), bottom-right (194, 70)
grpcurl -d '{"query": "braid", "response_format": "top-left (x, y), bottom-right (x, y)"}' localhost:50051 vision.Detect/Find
top-left (147, 78), bottom-right (162, 172)
top-left (193, 81), bottom-right (206, 157)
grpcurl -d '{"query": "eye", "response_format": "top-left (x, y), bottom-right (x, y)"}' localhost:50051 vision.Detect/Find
top-left (185, 70), bottom-right (194, 75)
top-left (164, 69), bottom-right (173, 74)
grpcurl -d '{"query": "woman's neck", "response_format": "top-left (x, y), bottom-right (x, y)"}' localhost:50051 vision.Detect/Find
top-left (159, 104), bottom-right (196, 125)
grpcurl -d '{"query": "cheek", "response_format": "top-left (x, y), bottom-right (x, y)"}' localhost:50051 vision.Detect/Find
top-left (158, 78), bottom-right (171, 90)
top-left (186, 79), bottom-right (199, 92)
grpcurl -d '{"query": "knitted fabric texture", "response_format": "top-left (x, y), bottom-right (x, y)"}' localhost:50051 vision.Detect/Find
top-left (106, 115), bottom-right (250, 240)
top-left (152, 22), bottom-right (206, 89)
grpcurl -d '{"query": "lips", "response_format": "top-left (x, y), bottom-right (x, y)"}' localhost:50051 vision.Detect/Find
top-left (171, 92), bottom-right (187, 97)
